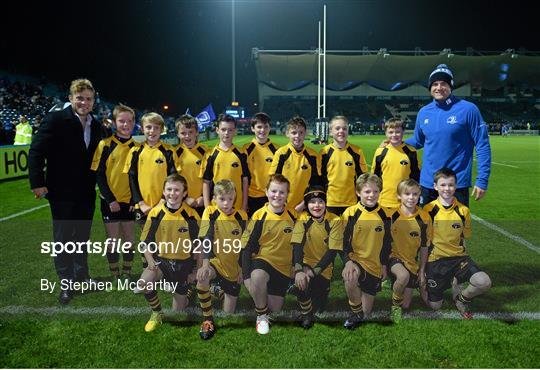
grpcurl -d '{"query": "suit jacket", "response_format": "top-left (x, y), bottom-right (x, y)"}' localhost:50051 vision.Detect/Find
top-left (28, 106), bottom-right (103, 202)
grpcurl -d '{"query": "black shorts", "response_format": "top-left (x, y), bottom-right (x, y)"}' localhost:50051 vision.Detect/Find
top-left (252, 258), bottom-right (291, 297)
top-left (351, 261), bottom-right (382, 296)
top-left (426, 256), bottom-right (482, 302)
top-left (389, 258), bottom-right (419, 289)
top-left (326, 206), bottom-right (349, 216)
top-left (210, 262), bottom-right (241, 297)
top-left (134, 208), bottom-right (147, 225)
top-left (100, 199), bottom-right (134, 223)
top-left (248, 196), bottom-right (267, 217)
top-left (156, 257), bottom-right (195, 295)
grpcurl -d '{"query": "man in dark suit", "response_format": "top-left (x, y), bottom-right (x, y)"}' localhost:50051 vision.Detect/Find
top-left (29, 78), bottom-right (103, 304)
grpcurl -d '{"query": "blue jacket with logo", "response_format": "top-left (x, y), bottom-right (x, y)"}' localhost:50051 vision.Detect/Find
top-left (405, 96), bottom-right (491, 190)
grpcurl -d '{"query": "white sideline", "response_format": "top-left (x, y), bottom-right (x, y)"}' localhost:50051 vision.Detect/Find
top-left (0, 204), bottom-right (49, 222)
top-left (471, 214), bottom-right (540, 254)
top-left (491, 161), bottom-right (519, 169)
top-left (1, 305), bottom-right (539, 321)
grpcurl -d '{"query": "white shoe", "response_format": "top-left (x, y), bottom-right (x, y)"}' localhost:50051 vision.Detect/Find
top-left (133, 286), bottom-right (144, 294)
top-left (256, 314), bottom-right (270, 335)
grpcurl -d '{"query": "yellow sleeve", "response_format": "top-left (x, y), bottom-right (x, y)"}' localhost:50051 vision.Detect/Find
top-left (123, 147), bottom-right (136, 174)
top-left (140, 207), bottom-right (157, 242)
top-left (291, 214), bottom-right (308, 245)
top-left (371, 148), bottom-right (381, 174)
top-left (90, 140), bottom-right (105, 171)
top-left (357, 148), bottom-right (368, 173)
top-left (463, 207), bottom-right (472, 239)
top-left (198, 208), bottom-right (211, 239)
top-left (328, 216), bottom-right (344, 251)
top-left (268, 148), bottom-right (280, 176)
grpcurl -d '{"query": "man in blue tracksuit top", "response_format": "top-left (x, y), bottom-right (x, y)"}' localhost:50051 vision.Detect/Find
top-left (405, 64), bottom-right (491, 206)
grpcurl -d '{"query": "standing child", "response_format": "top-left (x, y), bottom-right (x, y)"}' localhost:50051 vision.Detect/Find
top-left (290, 185), bottom-right (343, 329)
top-left (91, 104), bottom-right (138, 285)
top-left (372, 117), bottom-right (420, 208)
top-left (241, 174), bottom-right (297, 335)
top-left (388, 179), bottom-right (432, 323)
top-left (242, 112), bottom-right (278, 215)
top-left (269, 116), bottom-right (320, 212)
top-left (320, 116), bottom-right (368, 215)
top-left (201, 114), bottom-right (249, 212)
top-left (123, 112), bottom-right (179, 293)
top-left (175, 114), bottom-right (208, 216)
top-left (423, 168), bottom-right (491, 319)
top-left (139, 174), bottom-right (200, 332)
top-left (196, 180), bottom-right (247, 340)
top-left (341, 173), bottom-right (393, 329)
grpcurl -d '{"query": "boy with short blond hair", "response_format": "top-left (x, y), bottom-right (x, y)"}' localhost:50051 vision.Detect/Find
top-left (175, 114), bottom-right (208, 216)
top-left (372, 117), bottom-right (420, 208)
top-left (423, 168), bottom-right (491, 319)
top-left (320, 115), bottom-right (368, 215)
top-left (241, 174), bottom-right (297, 334)
top-left (341, 173), bottom-right (393, 329)
top-left (243, 112), bottom-right (278, 215)
top-left (388, 179), bottom-right (432, 323)
top-left (91, 104), bottom-right (138, 283)
top-left (201, 114), bottom-right (249, 211)
top-left (140, 173), bottom-right (200, 332)
top-left (269, 116), bottom-right (320, 212)
top-left (196, 179), bottom-right (248, 340)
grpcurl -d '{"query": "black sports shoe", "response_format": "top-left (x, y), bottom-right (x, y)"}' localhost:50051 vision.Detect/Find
top-left (343, 312), bottom-right (364, 330)
top-left (299, 312), bottom-right (314, 329)
top-left (199, 320), bottom-right (216, 340)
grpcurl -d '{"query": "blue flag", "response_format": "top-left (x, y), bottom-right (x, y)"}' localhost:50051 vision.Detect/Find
top-left (195, 104), bottom-right (216, 132)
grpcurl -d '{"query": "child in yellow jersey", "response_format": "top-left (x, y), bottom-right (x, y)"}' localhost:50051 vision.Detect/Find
top-left (269, 116), bottom-right (320, 212)
top-left (423, 168), bottom-right (491, 319)
top-left (372, 117), bottom-right (420, 208)
top-left (139, 174), bottom-right (200, 332)
top-left (320, 116), bottom-right (368, 215)
top-left (91, 104), bottom-right (137, 285)
top-left (241, 174), bottom-right (297, 335)
top-left (290, 185), bottom-right (343, 329)
top-left (123, 112), bottom-right (179, 294)
top-left (174, 114), bottom-right (208, 216)
top-left (201, 114), bottom-right (249, 211)
top-left (195, 179), bottom-right (248, 340)
top-left (341, 173), bottom-right (393, 329)
top-left (388, 179), bottom-right (432, 324)
top-left (243, 112), bottom-right (278, 216)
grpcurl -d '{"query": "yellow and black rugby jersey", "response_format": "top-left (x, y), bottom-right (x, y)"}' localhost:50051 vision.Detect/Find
top-left (91, 135), bottom-right (137, 204)
top-left (269, 143), bottom-right (321, 209)
top-left (123, 141), bottom-right (178, 207)
top-left (140, 203), bottom-right (200, 260)
top-left (175, 142), bottom-right (208, 200)
top-left (320, 142), bottom-right (368, 207)
top-left (424, 198), bottom-right (471, 262)
top-left (291, 211), bottom-right (343, 280)
top-left (243, 139), bottom-right (278, 198)
top-left (389, 207), bottom-right (432, 274)
top-left (241, 205), bottom-right (297, 277)
top-left (342, 203), bottom-right (394, 278)
top-left (200, 145), bottom-right (249, 210)
top-left (198, 205), bottom-right (248, 282)
top-left (372, 144), bottom-right (421, 208)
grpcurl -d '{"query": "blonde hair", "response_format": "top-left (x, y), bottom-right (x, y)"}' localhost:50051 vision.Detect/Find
top-left (329, 115), bottom-right (349, 129)
top-left (141, 112), bottom-right (165, 129)
top-left (112, 104), bottom-right (135, 122)
top-left (355, 173), bottom-right (382, 192)
top-left (69, 78), bottom-right (94, 96)
top-left (384, 117), bottom-right (404, 130)
top-left (397, 178), bottom-right (421, 195)
top-left (214, 179), bottom-right (236, 197)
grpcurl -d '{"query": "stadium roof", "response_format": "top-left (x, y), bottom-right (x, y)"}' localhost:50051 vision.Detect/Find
top-left (254, 51), bottom-right (540, 93)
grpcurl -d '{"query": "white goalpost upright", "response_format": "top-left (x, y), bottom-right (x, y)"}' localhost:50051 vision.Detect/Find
top-left (316, 4), bottom-right (329, 143)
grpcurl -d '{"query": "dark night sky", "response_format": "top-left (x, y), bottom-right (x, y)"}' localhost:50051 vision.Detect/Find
top-left (2, 0), bottom-right (537, 115)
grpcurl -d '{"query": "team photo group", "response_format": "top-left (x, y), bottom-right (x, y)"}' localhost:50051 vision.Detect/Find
top-left (28, 64), bottom-right (493, 340)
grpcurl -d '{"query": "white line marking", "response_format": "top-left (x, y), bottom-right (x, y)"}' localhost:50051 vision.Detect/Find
top-left (492, 161), bottom-right (519, 168)
top-left (472, 214), bottom-right (540, 254)
top-left (1, 306), bottom-right (539, 321)
top-left (0, 204), bottom-right (49, 222)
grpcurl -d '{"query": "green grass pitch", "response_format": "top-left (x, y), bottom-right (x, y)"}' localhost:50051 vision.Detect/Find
top-left (1, 134), bottom-right (539, 368)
